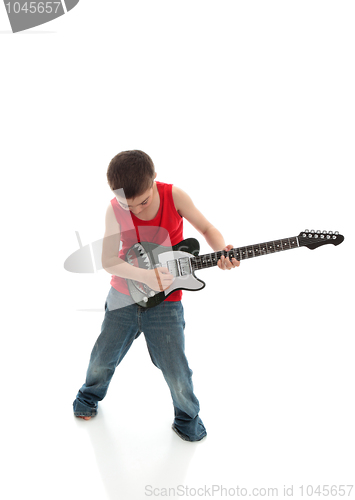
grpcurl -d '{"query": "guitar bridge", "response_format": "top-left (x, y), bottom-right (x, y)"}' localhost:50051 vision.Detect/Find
top-left (167, 259), bottom-right (179, 277)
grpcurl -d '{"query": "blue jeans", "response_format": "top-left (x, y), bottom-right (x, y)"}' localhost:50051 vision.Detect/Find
top-left (73, 287), bottom-right (206, 442)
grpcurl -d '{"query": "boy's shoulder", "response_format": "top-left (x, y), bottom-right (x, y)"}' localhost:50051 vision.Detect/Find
top-left (171, 184), bottom-right (190, 202)
top-left (155, 181), bottom-right (188, 209)
top-left (104, 201), bottom-right (120, 233)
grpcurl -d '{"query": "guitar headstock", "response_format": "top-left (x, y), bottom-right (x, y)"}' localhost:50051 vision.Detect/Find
top-left (298, 230), bottom-right (344, 250)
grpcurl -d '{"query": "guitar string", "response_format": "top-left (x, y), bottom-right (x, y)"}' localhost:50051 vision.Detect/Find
top-left (191, 239), bottom-right (299, 268)
top-left (191, 242), bottom-right (336, 270)
top-left (134, 236), bottom-right (339, 277)
top-left (190, 236), bottom-right (338, 269)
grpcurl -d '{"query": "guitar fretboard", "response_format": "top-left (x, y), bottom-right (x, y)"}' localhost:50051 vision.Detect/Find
top-left (191, 236), bottom-right (299, 271)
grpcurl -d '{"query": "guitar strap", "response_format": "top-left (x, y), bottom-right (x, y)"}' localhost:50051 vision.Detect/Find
top-left (154, 267), bottom-right (164, 292)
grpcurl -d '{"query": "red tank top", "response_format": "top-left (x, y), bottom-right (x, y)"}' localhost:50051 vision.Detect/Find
top-left (110, 181), bottom-right (183, 301)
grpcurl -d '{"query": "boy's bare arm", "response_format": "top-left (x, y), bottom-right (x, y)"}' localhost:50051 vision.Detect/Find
top-left (172, 186), bottom-right (240, 270)
top-left (101, 204), bottom-right (173, 290)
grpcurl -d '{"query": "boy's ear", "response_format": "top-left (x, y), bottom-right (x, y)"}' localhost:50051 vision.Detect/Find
top-left (154, 172), bottom-right (157, 179)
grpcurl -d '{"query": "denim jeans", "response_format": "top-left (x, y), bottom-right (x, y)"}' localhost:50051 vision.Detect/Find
top-left (73, 287), bottom-right (206, 442)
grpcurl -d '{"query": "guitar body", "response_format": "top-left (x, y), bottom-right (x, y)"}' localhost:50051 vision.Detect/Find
top-left (126, 238), bottom-right (205, 308)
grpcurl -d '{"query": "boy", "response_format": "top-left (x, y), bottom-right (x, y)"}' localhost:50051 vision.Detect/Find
top-left (73, 150), bottom-right (239, 442)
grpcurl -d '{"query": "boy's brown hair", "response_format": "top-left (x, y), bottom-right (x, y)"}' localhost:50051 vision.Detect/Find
top-left (107, 150), bottom-right (155, 199)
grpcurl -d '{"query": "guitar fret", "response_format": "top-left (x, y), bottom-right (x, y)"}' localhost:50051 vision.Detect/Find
top-left (260, 243), bottom-right (267, 255)
top-left (240, 247), bottom-right (247, 259)
top-left (268, 241), bottom-right (276, 253)
top-left (282, 238), bottom-right (290, 250)
top-left (274, 240), bottom-right (282, 251)
top-left (254, 243), bottom-right (261, 256)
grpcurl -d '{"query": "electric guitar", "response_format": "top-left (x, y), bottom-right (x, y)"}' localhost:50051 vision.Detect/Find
top-left (126, 229), bottom-right (344, 308)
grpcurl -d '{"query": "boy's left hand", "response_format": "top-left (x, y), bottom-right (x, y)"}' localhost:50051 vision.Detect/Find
top-left (217, 244), bottom-right (240, 270)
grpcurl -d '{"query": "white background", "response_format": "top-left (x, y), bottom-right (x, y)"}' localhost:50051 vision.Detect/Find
top-left (1, 1), bottom-right (354, 499)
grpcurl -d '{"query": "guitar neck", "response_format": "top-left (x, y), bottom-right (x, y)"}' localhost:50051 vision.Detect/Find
top-left (191, 235), bottom-right (300, 270)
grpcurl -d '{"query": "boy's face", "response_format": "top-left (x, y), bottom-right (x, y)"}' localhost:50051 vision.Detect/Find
top-left (115, 181), bottom-right (155, 216)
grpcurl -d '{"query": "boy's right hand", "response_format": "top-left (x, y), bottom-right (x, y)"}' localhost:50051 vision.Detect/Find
top-left (143, 267), bottom-right (174, 292)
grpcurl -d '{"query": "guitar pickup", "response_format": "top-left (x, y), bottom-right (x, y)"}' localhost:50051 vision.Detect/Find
top-left (178, 257), bottom-right (191, 276)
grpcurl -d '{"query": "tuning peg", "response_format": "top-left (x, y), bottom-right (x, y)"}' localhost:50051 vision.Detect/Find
top-left (305, 229), bottom-right (309, 232)
top-left (328, 231), bottom-right (333, 235)
top-left (322, 230), bottom-right (327, 234)
top-left (335, 231), bottom-right (339, 235)
top-left (311, 229), bottom-right (315, 233)
top-left (316, 230), bottom-right (321, 234)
